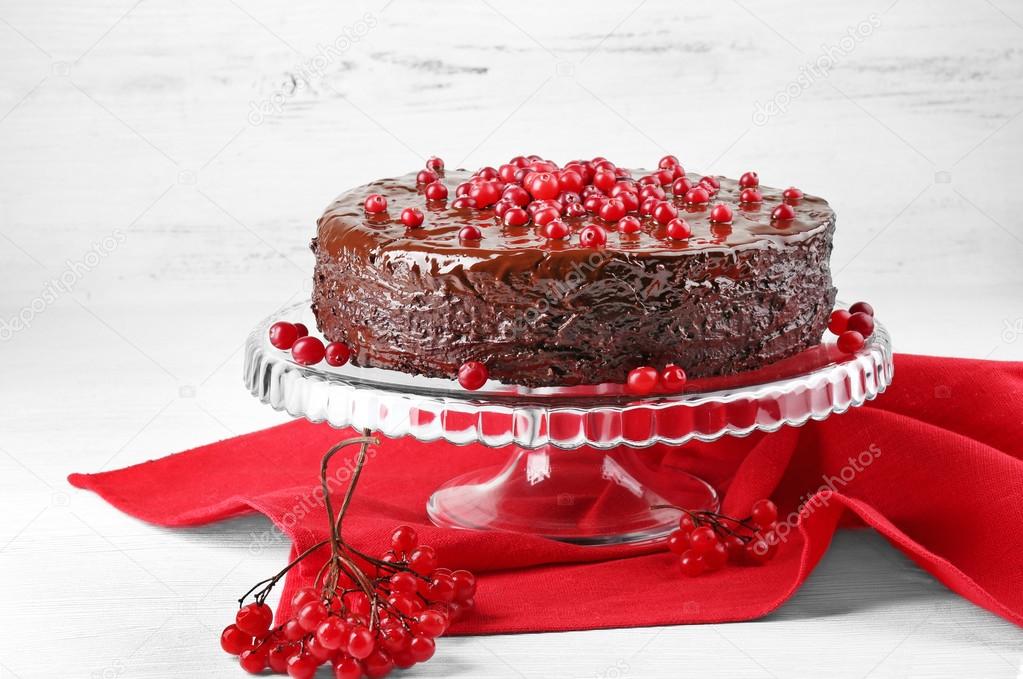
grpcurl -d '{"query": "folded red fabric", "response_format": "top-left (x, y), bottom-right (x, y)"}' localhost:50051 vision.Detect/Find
top-left (68, 354), bottom-right (1023, 633)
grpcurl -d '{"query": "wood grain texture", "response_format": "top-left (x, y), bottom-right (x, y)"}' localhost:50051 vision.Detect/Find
top-left (1, 0), bottom-right (1022, 676)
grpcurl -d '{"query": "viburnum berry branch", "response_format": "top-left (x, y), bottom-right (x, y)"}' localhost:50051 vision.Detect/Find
top-left (220, 431), bottom-right (478, 678)
top-left (654, 498), bottom-right (782, 577)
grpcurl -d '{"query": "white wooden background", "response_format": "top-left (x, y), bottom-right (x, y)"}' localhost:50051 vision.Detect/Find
top-left (2, 0), bottom-right (1022, 677)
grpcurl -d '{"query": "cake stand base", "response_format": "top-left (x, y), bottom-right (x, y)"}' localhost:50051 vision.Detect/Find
top-left (426, 445), bottom-right (718, 545)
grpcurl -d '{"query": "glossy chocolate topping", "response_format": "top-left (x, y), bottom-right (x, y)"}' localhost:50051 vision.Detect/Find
top-left (312, 169), bottom-right (837, 387)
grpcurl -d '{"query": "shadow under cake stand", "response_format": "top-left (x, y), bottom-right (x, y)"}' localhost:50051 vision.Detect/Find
top-left (245, 301), bottom-right (893, 546)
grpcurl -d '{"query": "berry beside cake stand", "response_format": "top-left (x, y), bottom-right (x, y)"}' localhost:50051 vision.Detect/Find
top-left (245, 301), bottom-right (893, 546)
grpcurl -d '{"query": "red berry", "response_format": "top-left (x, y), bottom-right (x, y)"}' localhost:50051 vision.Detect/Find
top-left (451, 196), bottom-right (476, 210)
top-left (578, 224), bottom-right (608, 247)
top-left (416, 169), bottom-right (438, 185)
top-left (526, 172), bottom-right (561, 200)
top-left (660, 364), bottom-right (687, 391)
top-left (641, 184), bottom-right (666, 201)
top-left (470, 181), bottom-right (502, 208)
top-left (541, 219), bottom-right (570, 240)
top-left (626, 366), bottom-right (658, 395)
top-left (391, 525), bottom-right (418, 554)
top-left (558, 169), bottom-right (584, 194)
top-left (325, 341), bottom-right (352, 367)
top-left (699, 175), bottom-right (720, 192)
top-left (291, 587), bottom-right (319, 610)
top-left (828, 309), bottom-right (850, 335)
top-left (783, 186), bottom-right (803, 202)
top-left (457, 361), bottom-right (488, 390)
top-left (503, 185), bottom-right (531, 206)
top-left (837, 330), bottom-right (865, 354)
top-left (426, 156), bottom-right (444, 173)
top-left (409, 636), bottom-right (436, 663)
top-left (565, 202), bottom-right (587, 218)
top-left (617, 216), bottom-right (642, 234)
top-left (293, 322), bottom-right (309, 338)
top-left (652, 200), bottom-right (678, 225)
top-left (688, 526), bottom-right (719, 554)
top-left (847, 311), bottom-right (875, 337)
top-left (415, 610), bottom-right (447, 638)
top-left (347, 626), bottom-right (376, 659)
top-left (451, 569), bottom-right (476, 601)
top-left (501, 207), bottom-right (528, 227)
top-left (221, 625), bottom-right (252, 655)
top-left (745, 539), bottom-right (772, 565)
top-left (771, 203), bottom-right (796, 221)
top-left (269, 322), bottom-right (299, 350)
top-left (390, 571), bottom-right (418, 594)
top-left (659, 154), bottom-right (680, 169)
top-left (751, 499), bottom-right (779, 528)
top-left (426, 573), bottom-right (456, 603)
top-left (459, 225), bottom-right (482, 242)
top-left (363, 194), bottom-right (387, 213)
top-left (667, 530), bottom-right (688, 554)
top-left (400, 207), bottom-right (424, 228)
top-left (849, 301), bottom-right (874, 317)
top-left (684, 187), bottom-right (710, 204)
top-left (724, 534), bottom-right (746, 563)
top-left (409, 545), bottom-right (438, 573)
top-left (296, 600), bottom-right (329, 631)
top-left (239, 648), bottom-right (267, 674)
top-left (533, 206), bottom-right (560, 227)
top-left (665, 218), bottom-right (692, 241)
top-left (739, 171), bottom-right (759, 188)
top-left (269, 643), bottom-right (297, 673)
top-left (598, 198), bottom-right (626, 222)
top-left (593, 169), bottom-right (616, 193)
top-left (236, 602), bottom-right (274, 636)
top-left (291, 336), bottom-right (325, 366)
top-left (334, 657), bottom-right (362, 679)
top-left (679, 549), bottom-right (705, 577)
top-left (424, 181), bottom-right (448, 201)
top-left (679, 513), bottom-right (697, 533)
top-left (363, 650), bottom-right (394, 679)
top-left (739, 188), bottom-right (763, 203)
top-left (316, 617), bottom-right (348, 650)
top-left (287, 653), bottom-right (319, 679)
top-left (671, 176), bottom-right (692, 196)
top-left (282, 619), bottom-right (305, 641)
top-left (709, 203), bottom-right (733, 223)
top-left (703, 541), bottom-right (729, 571)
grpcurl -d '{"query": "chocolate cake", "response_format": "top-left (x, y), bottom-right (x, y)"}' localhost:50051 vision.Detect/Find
top-left (311, 157), bottom-right (836, 388)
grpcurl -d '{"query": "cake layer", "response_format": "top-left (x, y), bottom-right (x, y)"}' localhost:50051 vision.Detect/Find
top-left (311, 169), bottom-right (836, 387)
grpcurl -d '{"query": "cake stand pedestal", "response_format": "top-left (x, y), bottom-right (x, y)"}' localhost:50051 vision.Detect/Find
top-left (245, 301), bottom-right (893, 545)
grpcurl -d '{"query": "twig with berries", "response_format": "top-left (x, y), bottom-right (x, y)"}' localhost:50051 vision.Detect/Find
top-left (220, 433), bottom-right (477, 678)
top-left (654, 499), bottom-right (781, 577)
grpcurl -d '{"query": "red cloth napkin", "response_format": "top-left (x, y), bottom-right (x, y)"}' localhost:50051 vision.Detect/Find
top-left (68, 354), bottom-right (1023, 633)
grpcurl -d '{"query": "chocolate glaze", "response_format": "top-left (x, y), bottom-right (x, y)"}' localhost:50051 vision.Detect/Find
top-left (312, 170), bottom-right (837, 387)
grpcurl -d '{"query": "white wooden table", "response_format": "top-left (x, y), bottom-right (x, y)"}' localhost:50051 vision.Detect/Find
top-left (2, 0), bottom-right (1022, 676)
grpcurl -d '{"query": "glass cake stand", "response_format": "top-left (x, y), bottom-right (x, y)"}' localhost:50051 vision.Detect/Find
top-left (244, 301), bottom-right (893, 545)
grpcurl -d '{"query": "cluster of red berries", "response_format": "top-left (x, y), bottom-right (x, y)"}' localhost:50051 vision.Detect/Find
top-left (828, 301), bottom-right (876, 355)
top-left (625, 363), bottom-right (687, 396)
top-left (222, 524), bottom-right (475, 678)
top-left (364, 155), bottom-right (805, 247)
top-left (664, 499), bottom-right (781, 576)
top-left (269, 321), bottom-right (352, 368)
